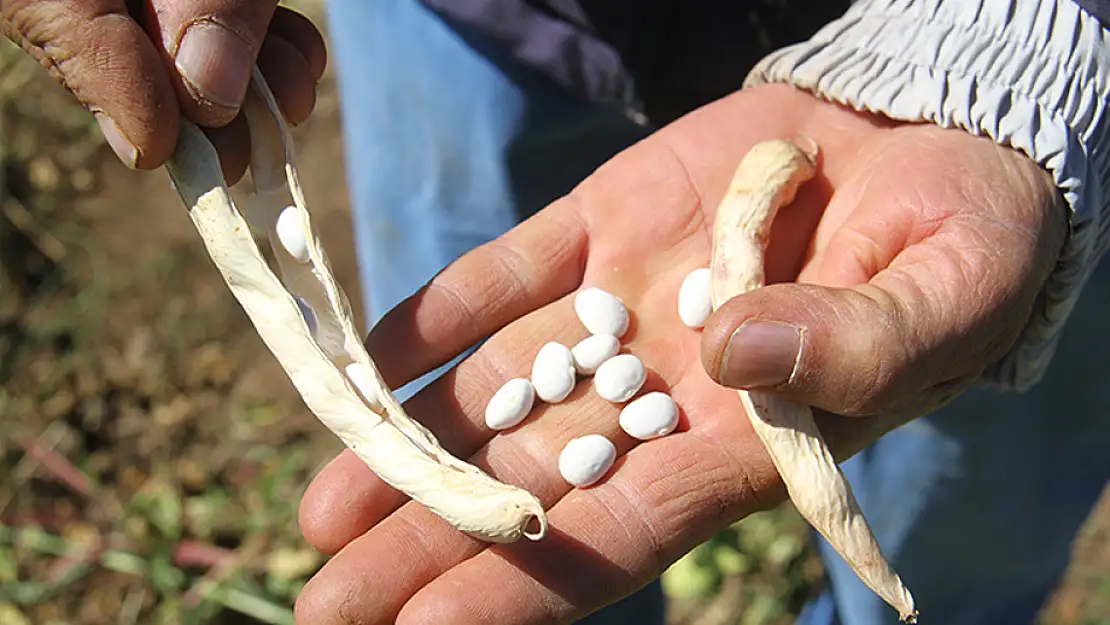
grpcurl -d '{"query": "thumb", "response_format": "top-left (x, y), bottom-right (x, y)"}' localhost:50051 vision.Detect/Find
top-left (3, 0), bottom-right (180, 168)
top-left (142, 0), bottom-right (280, 127)
top-left (700, 281), bottom-right (1010, 418)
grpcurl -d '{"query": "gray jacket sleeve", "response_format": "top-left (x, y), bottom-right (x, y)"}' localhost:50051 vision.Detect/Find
top-left (744, 0), bottom-right (1110, 392)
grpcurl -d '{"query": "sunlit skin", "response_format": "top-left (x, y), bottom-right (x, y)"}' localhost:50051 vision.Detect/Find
top-left (294, 85), bottom-right (1066, 624)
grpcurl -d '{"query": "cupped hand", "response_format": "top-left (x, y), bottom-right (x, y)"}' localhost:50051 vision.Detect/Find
top-left (294, 84), bottom-right (1065, 624)
top-left (3, 0), bottom-right (327, 182)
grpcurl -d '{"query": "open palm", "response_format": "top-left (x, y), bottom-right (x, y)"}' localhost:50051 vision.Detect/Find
top-left (294, 84), bottom-right (1064, 624)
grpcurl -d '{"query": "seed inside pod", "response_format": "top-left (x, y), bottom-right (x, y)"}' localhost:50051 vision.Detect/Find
top-left (344, 362), bottom-right (383, 411)
top-left (276, 204), bottom-right (311, 262)
top-left (295, 296), bottom-right (317, 335)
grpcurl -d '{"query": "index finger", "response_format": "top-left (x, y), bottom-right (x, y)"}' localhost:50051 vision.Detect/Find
top-left (365, 197), bottom-right (589, 390)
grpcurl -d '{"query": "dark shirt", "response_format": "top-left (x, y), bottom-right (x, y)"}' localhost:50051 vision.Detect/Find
top-left (420, 0), bottom-right (1110, 125)
top-left (1077, 0), bottom-right (1110, 24)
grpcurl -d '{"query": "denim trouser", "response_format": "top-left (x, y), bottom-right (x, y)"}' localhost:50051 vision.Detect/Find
top-left (325, 1), bottom-right (1110, 623)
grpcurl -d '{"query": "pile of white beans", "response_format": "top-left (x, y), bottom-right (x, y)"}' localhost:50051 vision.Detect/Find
top-left (276, 205), bottom-right (718, 490)
top-left (485, 273), bottom-right (714, 489)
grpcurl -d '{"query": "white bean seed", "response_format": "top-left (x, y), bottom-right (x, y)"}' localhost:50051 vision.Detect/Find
top-left (558, 434), bottom-right (617, 487)
top-left (619, 392), bottom-right (679, 440)
top-left (344, 362), bottom-right (383, 411)
top-left (571, 334), bottom-right (620, 375)
top-left (295, 296), bottom-right (317, 335)
top-left (485, 378), bottom-right (536, 431)
top-left (574, 287), bottom-right (629, 337)
top-left (531, 342), bottom-right (576, 403)
top-left (593, 353), bottom-right (646, 403)
top-left (276, 205), bottom-right (311, 262)
top-left (678, 267), bottom-right (713, 329)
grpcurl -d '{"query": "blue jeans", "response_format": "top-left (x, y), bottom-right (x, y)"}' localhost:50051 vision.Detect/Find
top-left (326, 1), bottom-right (1110, 623)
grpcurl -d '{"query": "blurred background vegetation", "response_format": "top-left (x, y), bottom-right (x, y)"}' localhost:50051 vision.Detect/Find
top-left (2, 2), bottom-right (1108, 623)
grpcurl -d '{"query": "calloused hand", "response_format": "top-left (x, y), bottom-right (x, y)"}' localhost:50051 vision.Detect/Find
top-left (3, 0), bottom-right (326, 183)
top-left (293, 84), bottom-right (1065, 624)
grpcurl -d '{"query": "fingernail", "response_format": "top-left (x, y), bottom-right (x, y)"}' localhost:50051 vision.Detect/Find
top-left (94, 114), bottom-right (138, 168)
top-left (175, 22), bottom-right (253, 109)
top-left (719, 320), bottom-right (802, 389)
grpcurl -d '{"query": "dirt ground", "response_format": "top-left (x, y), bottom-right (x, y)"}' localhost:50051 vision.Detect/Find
top-left (1, 4), bottom-right (1109, 624)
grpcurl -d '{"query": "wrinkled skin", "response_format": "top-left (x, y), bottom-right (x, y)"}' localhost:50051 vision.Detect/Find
top-left (2, 0), bottom-right (326, 182)
top-left (295, 85), bottom-right (1066, 624)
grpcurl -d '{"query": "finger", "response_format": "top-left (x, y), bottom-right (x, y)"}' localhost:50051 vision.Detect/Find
top-left (143, 0), bottom-right (281, 127)
top-left (201, 110), bottom-right (250, 184)
top-left (298, 449), bottom-right (377, 555)
top-left (268, 6), bottom-right (327, 81)
top-left (395, 413), bottom-right (783, 625)
top-left (3, 0), bottom-right (180, 168)
top-left (365, 198), bottom-right (588, 390)
top-left (256, 33), bottom-right (317, 125)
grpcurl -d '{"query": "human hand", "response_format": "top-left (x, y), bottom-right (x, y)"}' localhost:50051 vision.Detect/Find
top-left (293, 83), bottom-right (1065, 624)
top-left (3, 0), bottom-right (326, 183)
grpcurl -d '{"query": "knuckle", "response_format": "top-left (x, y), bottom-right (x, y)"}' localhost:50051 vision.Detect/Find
top-left (840, 360), bottom-right (899, 416)
top-left (839, 330), bottom-right (908, 416)
top-left (827, 287), bottom-right (914, 415)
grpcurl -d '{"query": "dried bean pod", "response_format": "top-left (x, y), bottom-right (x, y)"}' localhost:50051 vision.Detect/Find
top-left (164, 69), bottom-right (546, 544)
top-left (710, 139), bottom-right (915, 621)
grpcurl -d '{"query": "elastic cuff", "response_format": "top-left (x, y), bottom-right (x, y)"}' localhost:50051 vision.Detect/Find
top-left (744, 0), bottom-right (1110, 391)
